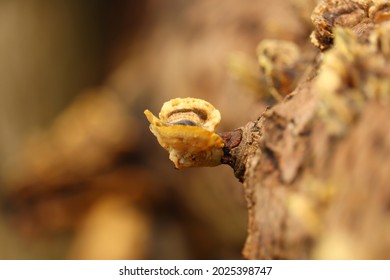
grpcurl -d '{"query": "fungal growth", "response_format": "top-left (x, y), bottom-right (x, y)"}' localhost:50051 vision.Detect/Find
top-left (311, 0), bottom-right (390, 51)
top-left (144, 98), bottom-right (225, 168)
top-left (257, 39), bottom-right (302, 99)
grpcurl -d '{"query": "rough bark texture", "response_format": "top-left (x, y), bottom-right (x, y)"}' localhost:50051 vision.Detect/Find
top-left (230, 0), bottom-right (390, 259)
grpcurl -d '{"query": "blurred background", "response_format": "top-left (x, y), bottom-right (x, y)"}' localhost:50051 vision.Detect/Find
top-left (0, 0), bottom-right (314, 259)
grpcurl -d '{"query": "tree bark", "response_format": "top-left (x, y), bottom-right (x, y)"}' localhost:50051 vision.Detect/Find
top-left (228, 0), bottom-right (390, 259)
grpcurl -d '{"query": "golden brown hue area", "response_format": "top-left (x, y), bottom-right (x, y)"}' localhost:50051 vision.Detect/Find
top-left (1, 0), bottom-right (389, 260)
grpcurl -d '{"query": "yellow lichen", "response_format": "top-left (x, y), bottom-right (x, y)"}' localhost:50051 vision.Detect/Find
top-left (315, 26), bottom-right (390, 135)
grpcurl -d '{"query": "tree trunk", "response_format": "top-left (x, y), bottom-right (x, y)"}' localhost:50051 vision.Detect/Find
top-left (228, 0), bottom-right (390, 259)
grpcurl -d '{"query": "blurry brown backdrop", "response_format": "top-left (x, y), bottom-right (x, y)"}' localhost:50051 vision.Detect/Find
top-left (0, 0), bottom-right (313, 259)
